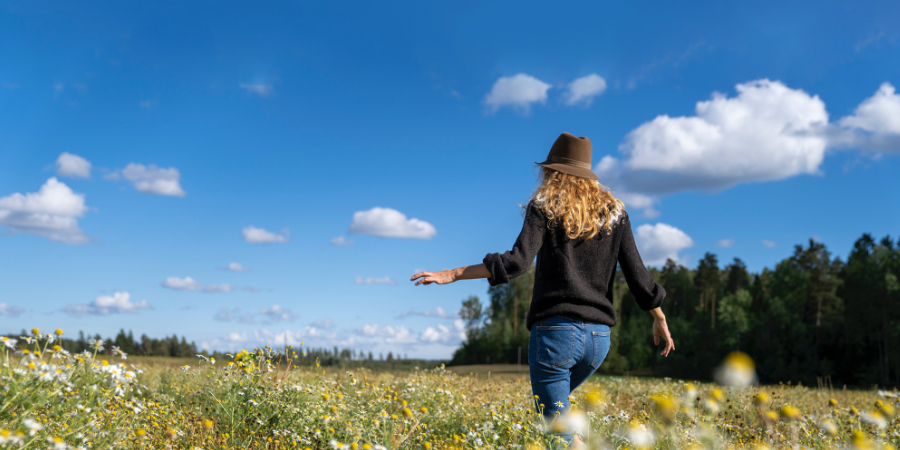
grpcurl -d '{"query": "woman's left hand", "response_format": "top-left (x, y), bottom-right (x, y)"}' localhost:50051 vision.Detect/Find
top-left (411, 269), bottom-right (457, 286)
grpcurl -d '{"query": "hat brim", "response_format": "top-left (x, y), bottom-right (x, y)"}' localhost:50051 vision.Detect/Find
top-left (536, 161), bottom-right (598, 180)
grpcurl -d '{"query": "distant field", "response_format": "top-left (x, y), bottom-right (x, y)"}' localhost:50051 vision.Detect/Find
top-left (3, 347), bottom-right (898, 449)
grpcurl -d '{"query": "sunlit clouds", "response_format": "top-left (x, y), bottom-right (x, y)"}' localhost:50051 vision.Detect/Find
top-left (355, 276), bottom-right (396, 285)
top-left (0, 177), bottom-right (90, 244)
top-left (348, 207), bottom-right (436, 239)
top-left (64, 292), bottom-right (151, 316)
top-left (161, 277), bottom-right (239, 293)
top-left (222, 262), bottom-right (250, 272)
top-left (0, 302), bottom-right (25, 317)
top-left (484, 73), bottom-right (551, 115)
top-left (105, 163), bottom-right (186, 196)
top-left (242, 226), bottom-right (289, 243)
top-left (634, 222), bottom-right (695, 266)
top-left (239, 83), bottom-right (273, 96)
top-left (564, 74), bottom-right (607, 106)
top-left (55, 152), bottom-right (91, 178)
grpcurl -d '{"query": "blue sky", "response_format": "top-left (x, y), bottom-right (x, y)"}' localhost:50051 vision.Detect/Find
top-left (2, 0), bottom-right (899, 358)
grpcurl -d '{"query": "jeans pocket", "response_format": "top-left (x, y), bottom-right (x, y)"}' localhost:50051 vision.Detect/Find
top-left (590, 330), bottom-right (611, 370)
top-left (535, 326), bottom-right (576, 368)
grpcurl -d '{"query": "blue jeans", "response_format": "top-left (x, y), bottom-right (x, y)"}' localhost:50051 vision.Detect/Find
top-left (529, 316), bottom-right (611, 447)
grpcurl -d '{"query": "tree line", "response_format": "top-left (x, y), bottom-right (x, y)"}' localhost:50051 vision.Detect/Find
top-left (450, 233), bottom-right (900, 389)
top-left (7, 329), bottom-right (203, 358)
top-left (5, 328), bottom-right (435, 371)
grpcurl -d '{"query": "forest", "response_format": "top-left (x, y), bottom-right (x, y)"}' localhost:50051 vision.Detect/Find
top-left (8, 328), bottom-right (432, 370)
top-left (450, 233), bottom-right (900, 389)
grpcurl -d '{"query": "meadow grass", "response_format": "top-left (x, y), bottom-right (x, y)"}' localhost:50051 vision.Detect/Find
top-left (1, 330), bottom-right (898, 449)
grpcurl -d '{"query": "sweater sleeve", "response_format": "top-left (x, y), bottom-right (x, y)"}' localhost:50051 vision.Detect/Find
top-left (483, 202), bottom-right (546, 286)
top-left (616, 212), bottom-right (666, 310)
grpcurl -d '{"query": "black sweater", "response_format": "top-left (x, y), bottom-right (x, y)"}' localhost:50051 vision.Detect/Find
top-left (483, 202), bottom-right (665, 331)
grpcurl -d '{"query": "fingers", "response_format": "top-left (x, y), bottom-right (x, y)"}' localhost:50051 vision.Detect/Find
top-left (410, 272), bottom-right (430, 281)
top-left (661, 336), bottom-right (675, 357)
top-left (415, 275), bottom-right (441, 286)
top-left (654, 333), bottom-right (660, 345)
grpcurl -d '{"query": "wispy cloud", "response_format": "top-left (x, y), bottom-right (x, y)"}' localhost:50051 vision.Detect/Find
top-left (161, 277), bottom-right (239, 293)
top-left (331, 236), bottom-right (354, 246)
top-left (396, 306), bottom-right (456, 319)
top-left (355, 276), bottom-right (396, 285)
top-left (221, 262), bottom-right (251, 272)
top-left (762, 240), bottom-right (777, 248)
top-left (0, 302), bottom-right (25, 317)
top-left (243, 226), bottom-right (289, 244)
top-left (240, 83), bottom-right (274, 96)
top-left (715, 239), bottom-right (735, 248)
top-left (259, 304), bottom-right (298, 323)
top-left (64, 292), bottom-right (151, 316)
top-left (105, 163), bottom-right (186, 197)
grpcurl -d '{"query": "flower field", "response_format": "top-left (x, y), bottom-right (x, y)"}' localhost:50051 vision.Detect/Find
top-left (1, 330), bottom-right (898, 449)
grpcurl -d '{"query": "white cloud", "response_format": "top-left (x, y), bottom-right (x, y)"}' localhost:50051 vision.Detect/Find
top-left (397, 306), bottom-right (456, 319)
top-left (259, 304), bottom-right (298, 323)
top-left (835, 82), bottom-right (900, 151)
top-left (715, 239), bottom-right (735, 248)
top-left (238, 313), bottom-right (255, 323)
top-left (354, 324), bottom-right (417, 344)
top-left (331, 236), bottom-right (354, 246)
top-left (311, 319), bottom-right (334, 329)
top-left (223, 262), bottom-right (250, 272)
top-left (139, 99), bottom-right (158, 109)
top-left (109, 163), bottom-right (186, 196)
top-left (0, 302), bottom-right (24, 317)
top-left (419, 324), bottom-right (452, 343)
top-left (161, 276), bottom-right (238, 293)
top-left (355, 276), bottom-right (396, 285)
top-left (454, 319), bottom-right (466, 340)
top-left (564, 74), bottom-right (607, 106)
top-left (240, 83), bottom-right (273, 96)
top-left (483, 73), bottom-right (551, 114)
top-left (595, 79), bottom-right (829, 216)
top-left (419, 322), bottom-right (466, 344)
top-left (243, 226), bottom-right (289, 244)
top-left (762, 240), bottom-right (777, 248)
top-left (56, 152), bottom-right (91, 178)
top-left (0, 177), bottom-right (90, 244)
top-left (64, 292), bottom-right (151, 316)
top-left (634, 223), bottom-right (695, 266)
top-left (349, 207), bottom-right (436, 239)
top-left (213, 307), bottom-right (236, 322)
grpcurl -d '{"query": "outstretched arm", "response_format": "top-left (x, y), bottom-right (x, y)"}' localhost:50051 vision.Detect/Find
top-left (412, 202), bottom-right (546, 288)
top-left (411, 264), bottom-right (491, 286)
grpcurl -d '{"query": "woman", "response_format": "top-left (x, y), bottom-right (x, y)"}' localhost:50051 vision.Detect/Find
top-left (411, 132), bottom-right (674, 448)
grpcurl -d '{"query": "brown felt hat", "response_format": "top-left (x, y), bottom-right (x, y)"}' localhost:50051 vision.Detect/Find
top-left (536, 132), bottom-right (598, 180)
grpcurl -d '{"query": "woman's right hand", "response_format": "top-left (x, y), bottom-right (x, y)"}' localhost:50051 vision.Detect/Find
top-left (648, 307), bottom-right (674, 357)
top-left (652, 317), bottom-right (675, 357)
top-left (411, 269), bottom-right (457, 286)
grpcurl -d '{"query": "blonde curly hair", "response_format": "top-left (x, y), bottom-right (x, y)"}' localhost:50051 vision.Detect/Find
top-left (531, 167), bottom-right (624, 240)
